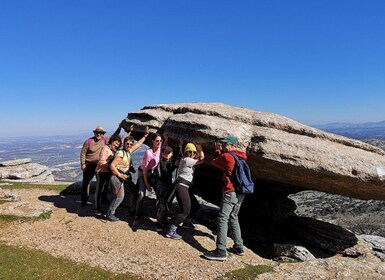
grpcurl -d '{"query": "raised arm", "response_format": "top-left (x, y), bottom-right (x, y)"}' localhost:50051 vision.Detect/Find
top-left (121, 124), bottom-right (134, 143)
top-left (110, 121), bottom-right (124, 139)
top-left (195, 144), bottom-right (205, 165)
top-left (130, 126), bottom-right (150, 153)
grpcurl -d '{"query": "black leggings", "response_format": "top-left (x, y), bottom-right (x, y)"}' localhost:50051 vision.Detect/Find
top-left (174, 184), bottom-right (200, 226)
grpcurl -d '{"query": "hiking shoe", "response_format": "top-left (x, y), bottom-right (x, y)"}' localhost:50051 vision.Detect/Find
top-left (107, 214), bottom-right (119, 222)
top-left (203, 249), bottom-right (227, 261)
top-left (166, 229), bottom-right (182, 240)
top-left (94, 209), bottom-right (103, 216)
top-left (228, 246), bottom-right (245, 256)
top-left (155, 222), bottom-right (164, 232)
top-left (182, 221), bottom-right (195, 229)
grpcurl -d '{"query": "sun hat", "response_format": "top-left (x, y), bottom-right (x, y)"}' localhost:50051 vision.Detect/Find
top-left (93, 126), bottom-right (106, 133)
top-left (184, 143), bottom-right (197, 153)
top-left (219, 135), bottom-right (238, 145)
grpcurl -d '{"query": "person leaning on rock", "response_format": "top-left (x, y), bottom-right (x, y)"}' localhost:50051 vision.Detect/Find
top-left (166, 142), bottom-right (204, 240)
top-left (79, 122), bottom-right (125, 207)
top-left (203, 135), bottom-right (246, 261)
top-left (106, 126), bottom-right (150, 222)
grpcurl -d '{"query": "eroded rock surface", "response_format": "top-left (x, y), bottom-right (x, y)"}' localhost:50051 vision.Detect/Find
top-left (0, 158), bottom-right (54, 183)
top-left (122, 103), bottom-right (385, 200)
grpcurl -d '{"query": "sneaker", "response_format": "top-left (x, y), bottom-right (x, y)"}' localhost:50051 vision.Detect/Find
top-left (107, 214), bottom-right (119, 222)
top-left (155, 222), bottom-right (163, 232)
top-left (166, 229), bottom-right (182, 240)
top-left (203, 249), bottom-right (227, 261)
top-left (94, 209), bottom-right (103, 216)
top-left (182, 221), bottom-right (195, 229)
top-left (228, 246), bottom-right (245, 256)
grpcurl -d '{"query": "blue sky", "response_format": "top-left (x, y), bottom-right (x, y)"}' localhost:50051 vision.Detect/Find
top-left (1, 0), bottom-right (384, 137)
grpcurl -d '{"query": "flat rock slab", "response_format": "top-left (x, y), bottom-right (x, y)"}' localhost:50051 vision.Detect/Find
top-left (0, 158), bottom-right (54, 183)
top-left (0, 158), bottom-right (32, 167)
top-left (122, 103), bottom-right (385, 200)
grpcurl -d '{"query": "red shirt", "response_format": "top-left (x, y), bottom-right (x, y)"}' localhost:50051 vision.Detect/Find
top-left (211, 149), bottom-right (247, 193)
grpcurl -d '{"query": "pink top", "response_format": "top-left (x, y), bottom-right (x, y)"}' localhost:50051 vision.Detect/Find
top-left (141, 147), bottom-right (161, 173)
top-left (96, 145), bottom-right (113, 173)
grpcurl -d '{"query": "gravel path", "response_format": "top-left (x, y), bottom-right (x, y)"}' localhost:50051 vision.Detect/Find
top-left (0, 189), bottom-right (271, 279)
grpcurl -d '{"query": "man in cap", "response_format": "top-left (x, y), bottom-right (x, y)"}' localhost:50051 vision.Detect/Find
top-left (203, 135), bottom-right (247, 261)
top-left (79, 123), bottom-right (124, 206)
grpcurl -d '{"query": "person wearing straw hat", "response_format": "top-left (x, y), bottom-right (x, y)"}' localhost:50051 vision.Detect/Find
top-left (80, 122), bottom-right (124, 206)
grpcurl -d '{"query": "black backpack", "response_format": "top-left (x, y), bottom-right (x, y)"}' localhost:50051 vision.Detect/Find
top-left (229, 152), bottom-right (254, 194)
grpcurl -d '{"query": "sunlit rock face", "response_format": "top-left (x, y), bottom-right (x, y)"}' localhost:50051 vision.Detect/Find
top-left (122, 103), bottom-right (385, 201)
top-left (0, 158), bottom-right (54, 183)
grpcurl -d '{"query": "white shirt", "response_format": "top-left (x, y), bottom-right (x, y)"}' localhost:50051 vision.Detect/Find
top-left (177, 157), bottom-right (198, 183)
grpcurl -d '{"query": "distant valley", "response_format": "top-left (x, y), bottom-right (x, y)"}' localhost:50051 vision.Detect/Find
top-left (313, 120), bottom-right (385, 140)
top-left (1, 119), bottom-right (385, 183)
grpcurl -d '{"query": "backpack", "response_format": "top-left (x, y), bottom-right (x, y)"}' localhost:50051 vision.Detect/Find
top-left (87, 137), bottom-right (106, 148)
top-left (109, 150), bottom-right (127, 171)
top-left (229, 152), bottom-right (254, 194)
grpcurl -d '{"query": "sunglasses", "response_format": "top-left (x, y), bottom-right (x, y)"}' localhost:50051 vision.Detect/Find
top-left (95, 132), bottom-right (105, 135)
top-left (125, 142), bottom-right (133, 146)
top-left (154, 139), bottom-right (163, 143)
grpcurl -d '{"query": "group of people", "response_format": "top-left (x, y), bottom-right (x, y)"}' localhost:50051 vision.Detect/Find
top-left (79, 121), bottom-right (248, 261)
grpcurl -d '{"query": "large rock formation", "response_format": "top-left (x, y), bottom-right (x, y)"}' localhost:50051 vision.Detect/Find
top-left (121, 103), bottom-right (385, 201)
top-left (0, 158), bottom-right (54, 183)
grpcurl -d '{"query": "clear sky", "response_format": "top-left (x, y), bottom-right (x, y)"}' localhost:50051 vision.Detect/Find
top-left (1, 0), bottom-right (384, 137)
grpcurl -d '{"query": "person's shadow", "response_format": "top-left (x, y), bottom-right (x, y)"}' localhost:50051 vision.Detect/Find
top-left (38, 184), bottom-right (215, 253)
top-left (39, 189), bottom-right (100, 219)
top-left (125, 196), bottom-right (215, 253)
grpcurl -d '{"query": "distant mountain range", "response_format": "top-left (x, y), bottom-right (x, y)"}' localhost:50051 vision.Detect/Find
top-left (312, 120), bottom-right (385, 140)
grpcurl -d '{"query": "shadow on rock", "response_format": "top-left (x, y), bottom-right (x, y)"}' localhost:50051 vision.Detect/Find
top-left (239, 210), bottom-right (358, 260)
top-left (283, 216), bottom-right (358, 258)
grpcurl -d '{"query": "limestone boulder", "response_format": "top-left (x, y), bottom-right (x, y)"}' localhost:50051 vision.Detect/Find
top-left (0, 159), bottom-right (54, 183)
top-left (122, 103), bottom-right (385, 201)
top-left (273, 243), bottom-right (316, 261)
top-left (0, 188), bottom-right (53, 218)
top-left (361, 235), bottom-right (385, 260)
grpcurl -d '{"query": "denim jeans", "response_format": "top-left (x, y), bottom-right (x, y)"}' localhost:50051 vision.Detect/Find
top-left (108, 175), bottom-right (125, 216)
top-left (216, 191), bottom-right (245, 252)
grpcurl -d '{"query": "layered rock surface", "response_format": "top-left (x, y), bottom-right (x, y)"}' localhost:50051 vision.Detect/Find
top-left (122, 103), bottom-right (385, 201)
top-left (0, 158), bottom-right (54, 183)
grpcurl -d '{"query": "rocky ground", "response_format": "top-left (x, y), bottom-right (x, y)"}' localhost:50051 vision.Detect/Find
top-left (1, 187), bottom-right (385, 279)
top-left (289, 190), bottom-right (385, 237)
